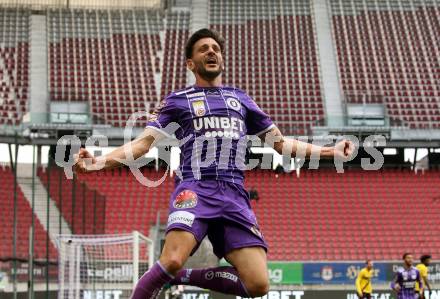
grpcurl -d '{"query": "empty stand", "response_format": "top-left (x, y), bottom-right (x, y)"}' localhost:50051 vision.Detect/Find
top-left (70, 167), bottom-right (440, 261)
top-left (0, 166), bottom-right (57, 261)
top-left (209, 0), bottom-right (324, 135)
top-left (75, 168), bottom-right (173, 236)
top-left (330, 0), bottom-right (440, 129)
top-left (37, 166), bottom-right (106, 235)
top-left (47, 8), bottom-right (164, 127)
top-left (0, 8), bottom-right (30, 125)
top-left (161, 10), bottom-right (190, 98)
top-left (245, 168), bottom-right (440, 260)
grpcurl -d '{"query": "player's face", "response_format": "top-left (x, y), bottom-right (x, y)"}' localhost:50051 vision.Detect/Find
top-left (424, 258), bottom-right (432, 266)
top-left (366, 261), bottom-right (373, 270)
top-left (404, 254), bottom-right (413, 266)
top-left (187, 37), bottom-right (224, 80)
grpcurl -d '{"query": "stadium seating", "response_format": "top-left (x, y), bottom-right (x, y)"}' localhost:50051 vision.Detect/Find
top-left (209, 0), bottom-right (324, 135)
top-left (160, 10), bottom-right (190, 98)
top-left (47, 8), bottom-right (164, 126)
top-left (44, 1), bottom-right (440, 132)
top-left (0, 8), bottom-right (30, 125)
top-left (75, 168), bottom-right (174, 236)
top-left (0, 166), bottom-right (57, 261)
top-left (2, 0), bottom-right (440, 264)
top-left (330, 0), bottom-right (440, 129)
top-left (69, 167), bottom-right (440, 261)
top-left (245, 168), bottom-right (440, 260)
top-left (37, 166), bottom-right (105, 235)
top-left (4, 166), bottom-right (440, 261)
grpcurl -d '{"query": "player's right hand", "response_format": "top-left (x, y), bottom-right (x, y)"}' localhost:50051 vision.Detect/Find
top-left (357, 292), bottom-right (363, 298)
top-left (73, 148), bottom-right (97, 173)
top-left (393, 285), bottom-right (401, 292)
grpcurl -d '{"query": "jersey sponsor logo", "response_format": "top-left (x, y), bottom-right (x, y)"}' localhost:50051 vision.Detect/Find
top-left (193, 116), bottom-right (244, 132)
top-left (222, 90), bottom-right (235, 97)
top-left (187, 91), bottom-right (205, 98)
top-left (173, 190), bottom-right (198, 209)
top-left (226, 97), bottom-right (241, 111)
top-left (204, 130), bottom-right (240, 139)
top-left (193, 116), bottom-right (244, 139)
top-left (192, 100), bottom-right (206, 117)
top-left (167, 211), bottom-right (195, 227)
top-left (403, 281), bottom-right (416, 288)
top-left (206, 89), bottom-right (219, 95)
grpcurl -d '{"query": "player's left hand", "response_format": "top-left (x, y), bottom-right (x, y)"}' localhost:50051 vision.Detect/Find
top-left (334, 139), bottom-right (354, 160)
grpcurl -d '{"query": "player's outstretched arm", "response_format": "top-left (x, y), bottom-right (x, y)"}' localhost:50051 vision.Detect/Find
top-left (259, 127), bottom-right (354, 160)
top-left (73, 127), bottom-right (163, 173)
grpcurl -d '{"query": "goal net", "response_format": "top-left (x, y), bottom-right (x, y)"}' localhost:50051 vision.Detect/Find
top-left (56, 232), bottom-right (154, 299)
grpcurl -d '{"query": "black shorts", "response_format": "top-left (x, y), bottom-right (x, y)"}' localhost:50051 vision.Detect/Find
top-left (360, 293), bottom-right (371, 299)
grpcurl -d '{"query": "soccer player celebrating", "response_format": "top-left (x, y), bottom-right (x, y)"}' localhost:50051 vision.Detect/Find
top-left (415, 255), bottom-right (432, 299)
top-left (391, 253), bottom-right (424, 299)
top-left (356, 260), bottom-right (374, 299)
top-left (74, 28), bottom-right (353, 299)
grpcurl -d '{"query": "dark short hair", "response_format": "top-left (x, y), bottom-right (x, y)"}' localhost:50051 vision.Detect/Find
top-left (421, 254), bottom-right (432, 262)
top-left (185, 28), bottom-right (225, 59)
top-left (403, 253), bottom-right (412, 259)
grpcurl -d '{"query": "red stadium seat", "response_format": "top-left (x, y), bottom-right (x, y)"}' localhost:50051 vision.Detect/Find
top-left (330, 1), bottom-right (439, 129)
top-left (0, 167), bottom-right (57, 260)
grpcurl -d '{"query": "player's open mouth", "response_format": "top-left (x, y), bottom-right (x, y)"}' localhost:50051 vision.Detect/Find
top-left (205, 57), bottom-right (218, 66)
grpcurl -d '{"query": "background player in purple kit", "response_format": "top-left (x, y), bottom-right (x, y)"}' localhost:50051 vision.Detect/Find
top-left (391, 253), bottom-right (424, 299)
top-left (74, 28), bottom-right (354, 298)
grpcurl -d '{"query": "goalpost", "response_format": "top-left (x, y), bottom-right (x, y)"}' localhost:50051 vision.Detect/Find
top-left (56, 231), bottom-right (154, 299)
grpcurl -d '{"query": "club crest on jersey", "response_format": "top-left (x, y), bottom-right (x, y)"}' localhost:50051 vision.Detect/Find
top-left (226, 97), bottom-right (241, 111)
top-left (192, 100), bottom-right (206, 117)
top-left (173, 190), bottom-right (198, 209)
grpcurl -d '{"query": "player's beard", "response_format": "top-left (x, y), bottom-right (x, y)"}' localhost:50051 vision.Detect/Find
top-left (194, 60), bottom-right (223, 81)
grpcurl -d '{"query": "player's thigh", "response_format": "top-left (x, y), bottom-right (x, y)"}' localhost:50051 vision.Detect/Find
top-left (159, 229), bottom-right (197, 274)
top-left (225, 246), bottom-right (269, 296)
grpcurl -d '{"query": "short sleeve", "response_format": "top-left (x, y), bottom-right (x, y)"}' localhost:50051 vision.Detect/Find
top-left (146, 96), bottom-right (178, 138)
top-left (244, 95), bottom-right (275, 136)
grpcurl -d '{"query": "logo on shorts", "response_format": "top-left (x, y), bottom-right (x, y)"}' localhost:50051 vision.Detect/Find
top-left (205, 271), bottom-right (214, 280)
top-left (192, 100), bottom-right (206, 117)
top-left (250, 226), bottom-right (262, 238)
top-left (167, 211), bottom-right (195, 227)
top-left (173, 190), bottom-right (198, 209)
top-left (226, 97), bottom-right (241, 111)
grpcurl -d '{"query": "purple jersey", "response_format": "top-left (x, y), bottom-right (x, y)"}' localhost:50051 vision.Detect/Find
top-left (391, 267), bottom-right (422, 299)
top-left (146, 86), bottom-right (274, 184)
